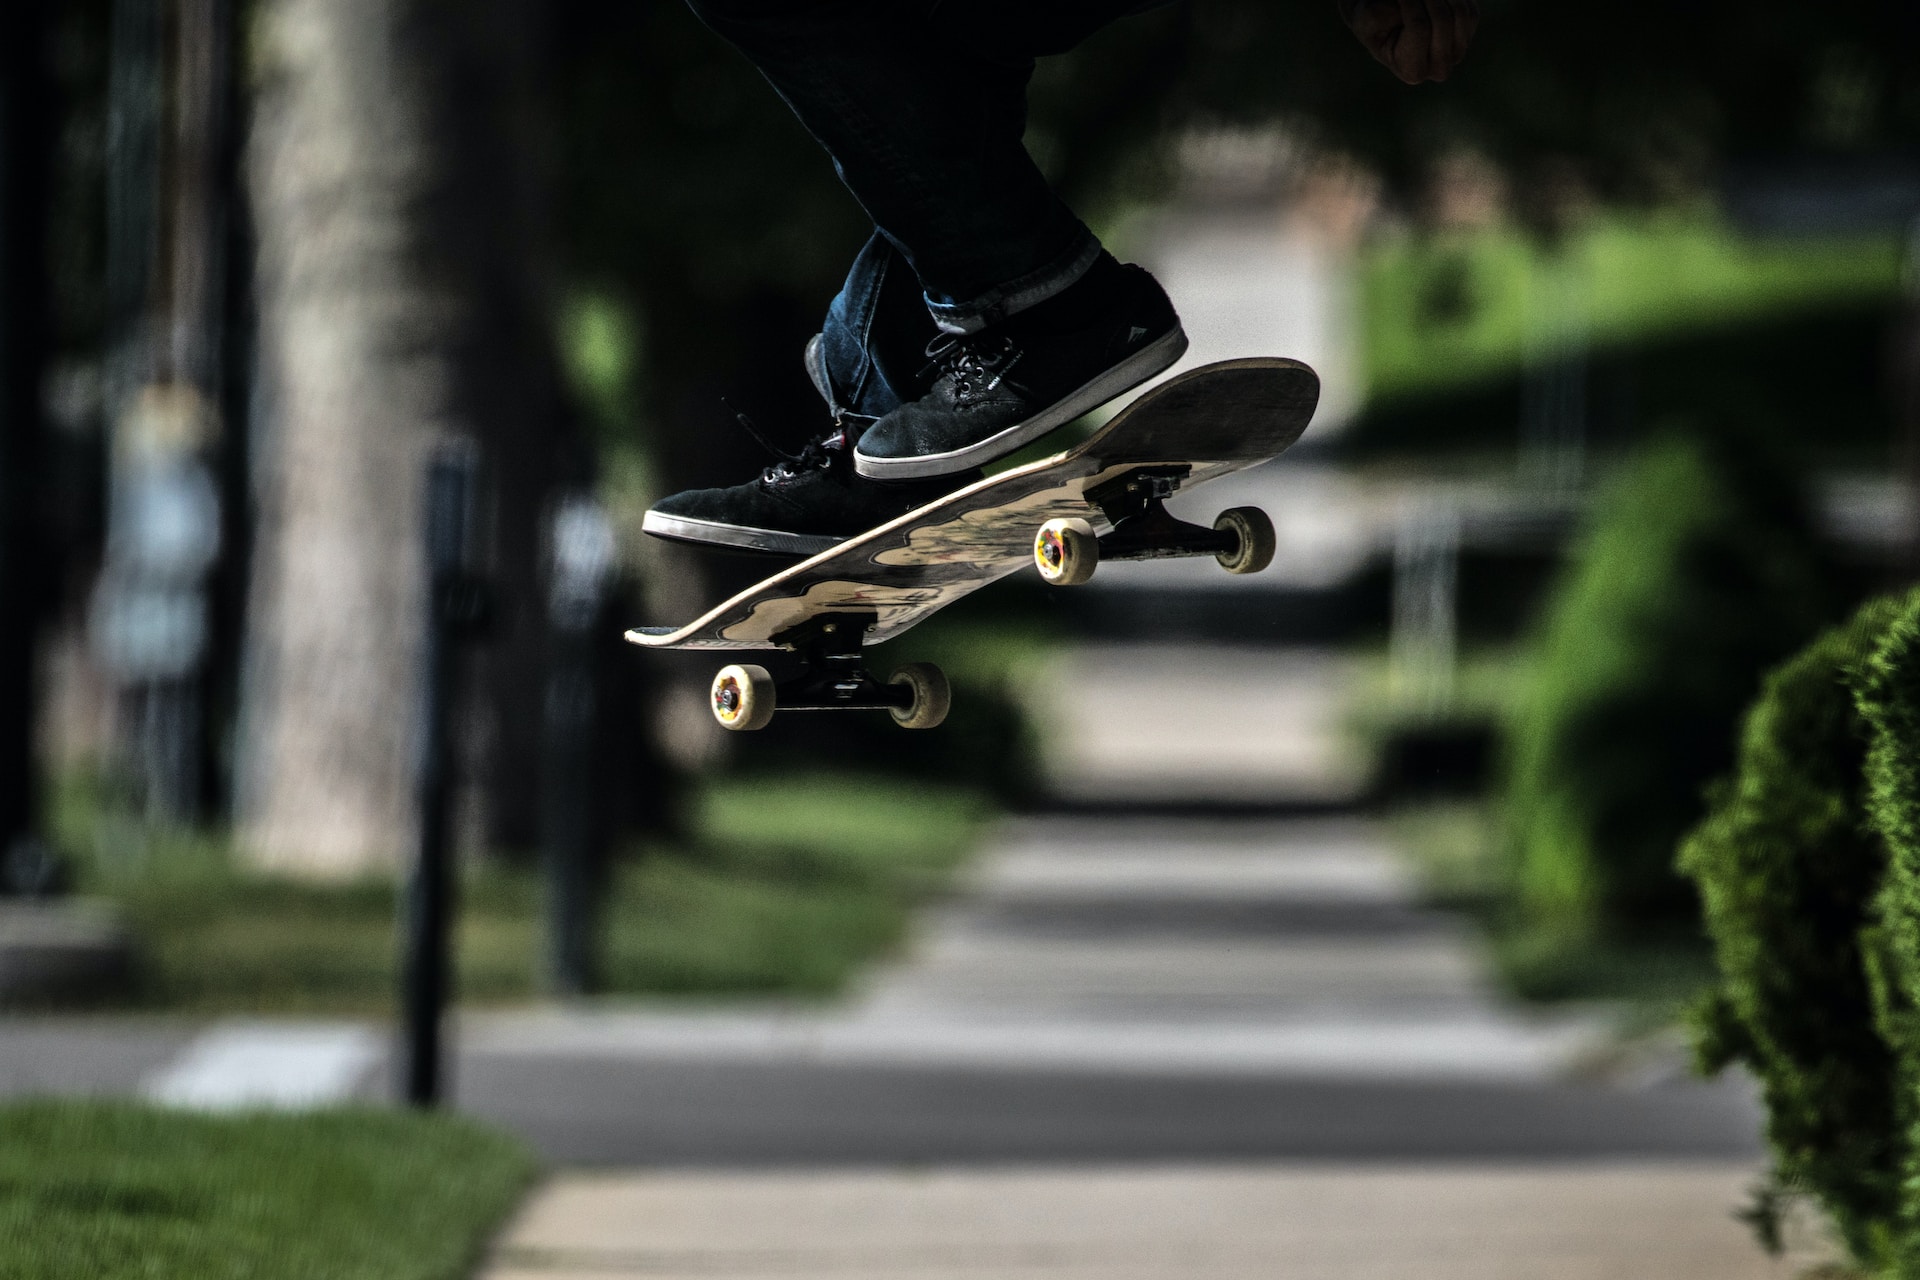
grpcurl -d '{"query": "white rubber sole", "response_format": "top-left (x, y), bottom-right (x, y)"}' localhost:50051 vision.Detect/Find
top-left (641, 509), bottom-right (841, 557)
top-left (852, 325), bottom-right (1189, 480)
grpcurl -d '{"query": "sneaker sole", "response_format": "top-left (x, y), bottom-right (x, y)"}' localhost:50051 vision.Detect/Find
top-left (641, 510), bottom-right (842, 557)
top-left (852, 324), bottom-right (1189, 481)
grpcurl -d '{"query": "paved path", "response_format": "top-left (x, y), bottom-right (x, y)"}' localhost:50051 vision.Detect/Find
top-left (3, 814), bottom-right (1762, 1168)
top-left (487, 1164), bottom-right (1810, 1280)
top-left (451, 814), bottom-right (1761, 1166)
top-left (458, 647), bottom-right (1789, 1277)
top-left (1025, 655), bottom-right (1370, 806)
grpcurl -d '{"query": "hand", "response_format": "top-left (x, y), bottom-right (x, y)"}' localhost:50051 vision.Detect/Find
top-left (1340, 0), bottom-right (1480, 85)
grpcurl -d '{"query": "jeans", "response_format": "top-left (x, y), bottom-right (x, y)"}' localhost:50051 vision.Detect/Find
top-left (684, 0), bottom-right (1175, 419)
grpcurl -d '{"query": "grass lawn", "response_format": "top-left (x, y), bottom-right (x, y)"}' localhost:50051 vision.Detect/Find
top-left (0, 1101), bottom-right (534, 1280)
top-left (1363, 214), bottom-right (1906, 405)
top-left (53, 771), bottom-right (990, 1013)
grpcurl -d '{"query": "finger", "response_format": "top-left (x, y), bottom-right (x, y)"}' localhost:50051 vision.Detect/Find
top-left (1423, 0), bottom-right (1457, 80)
top-left (1449, 0), bottom-right (1478, 65)
top-left (1353, 3), bottom-right (1414, 82)
top-left (1396, 0), bottom-right (1433, 82)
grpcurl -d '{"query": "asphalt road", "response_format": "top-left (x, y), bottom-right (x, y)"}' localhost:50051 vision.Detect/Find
top-left (456, 1053), bottom-right (1764, 1167)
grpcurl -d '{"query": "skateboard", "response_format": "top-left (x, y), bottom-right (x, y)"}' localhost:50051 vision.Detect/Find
top-left (627, 357), bottom-right (1320, 731)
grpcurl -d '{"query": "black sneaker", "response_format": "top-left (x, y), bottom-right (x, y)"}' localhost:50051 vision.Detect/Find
top-left (853, 257), bottom-right (1187, 480)
top-left (642, 422), bottom-right (973, 556)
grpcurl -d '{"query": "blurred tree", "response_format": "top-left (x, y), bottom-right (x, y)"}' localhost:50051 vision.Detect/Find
top-left (90, 0), bottom-right (238, 827)
top-left (1503, 432), bottom-right (1837, 933)
top-left (1175, 0), bottom-right (1920, 203)
top-left (239, 0), bottom-right (580, 873)
top-left (0, 0), bottom-right (54, 891)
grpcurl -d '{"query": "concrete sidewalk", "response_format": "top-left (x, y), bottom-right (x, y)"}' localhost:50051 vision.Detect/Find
top-left (467, 817), bottom-right (1608, 1082)
top-left (486, 1163), bottom-right (1814, 1280)
top-left (449, 815), bottom-right (1759, 1167)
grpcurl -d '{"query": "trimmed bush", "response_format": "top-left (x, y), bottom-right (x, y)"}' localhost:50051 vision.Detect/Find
top-left (1504, 434), bottom-right (1834, 931)
top-left (1681, 596), bottom-right (1912, 1267)
top-left (1861, 593), bottom-right (1920, 1022)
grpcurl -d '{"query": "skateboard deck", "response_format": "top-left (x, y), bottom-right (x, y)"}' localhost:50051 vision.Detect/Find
top-left (627, 357), bottom-right (1320, 656)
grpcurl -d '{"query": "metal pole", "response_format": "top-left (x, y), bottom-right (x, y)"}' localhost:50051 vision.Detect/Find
top-left (543, 494), bottom-right (613, 996)
top-left (401, 441), bottom-right (482, 1107)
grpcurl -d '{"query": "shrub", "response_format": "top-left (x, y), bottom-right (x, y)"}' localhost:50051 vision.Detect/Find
top-left (1503, 433), bottom-right (1834, 932)
top-left (1681, 596), bottom-right (1912, 1268)
top-left (1861, 591), bottom-right (1920, 1020)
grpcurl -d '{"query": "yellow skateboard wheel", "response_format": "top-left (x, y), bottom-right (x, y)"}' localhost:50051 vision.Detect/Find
top-left (711, 664), bottom-right (776, 731)
top-left (1035, 517), bottom-right (1098, 586)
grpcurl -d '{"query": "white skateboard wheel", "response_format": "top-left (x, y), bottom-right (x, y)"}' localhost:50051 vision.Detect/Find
top-left (711, 664), bottom-right (776, 731)
top-left (1214, 507), bottom-right (1275, 575)
top-left (888, 663), bottom-right (951, 730)
top-left (1035, 517), bottom-right (1098, 586)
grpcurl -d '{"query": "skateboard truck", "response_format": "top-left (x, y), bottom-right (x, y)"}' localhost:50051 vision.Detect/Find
top-left (707, 612), bottom-right (950, 733)
top-left (1032, 466), bottom-right (1278, 586)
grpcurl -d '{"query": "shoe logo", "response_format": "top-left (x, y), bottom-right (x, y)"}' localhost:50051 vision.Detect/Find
top-left (986, 350), bottom-right (1023, 392)
top-left (1126, 325), bottom-right (1150, 344)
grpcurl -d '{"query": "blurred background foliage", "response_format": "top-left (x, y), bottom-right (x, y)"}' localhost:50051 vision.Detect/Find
top-left (1503, 434), bottom-right (1839, 935)
top-left (45, 769), bottom-right (986, 1011)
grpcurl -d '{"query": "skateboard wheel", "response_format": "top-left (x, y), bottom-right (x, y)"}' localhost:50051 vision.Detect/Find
top-left (710, 664), bottom-right (776, 731)
top-left (1214, 507), bottom-right (1276, 575)
top-left (888, 662), bottom-right (951, 730)
top-left (1035, 517), bottom-right (1098, 586)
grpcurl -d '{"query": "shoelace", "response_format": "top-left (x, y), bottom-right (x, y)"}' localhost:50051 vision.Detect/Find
top-left (924, 331), bottom-right (1020, 404)
top-left (728, 404), bottom-right (863, 486)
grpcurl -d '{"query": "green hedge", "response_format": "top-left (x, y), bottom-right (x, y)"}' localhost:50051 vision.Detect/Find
top-left (1503, 434), bottom-right (1834, 932)
top-left (1683, 588), bottom-right (1920, 1271)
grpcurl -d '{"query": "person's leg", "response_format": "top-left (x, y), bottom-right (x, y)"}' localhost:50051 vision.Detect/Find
top-left (813, 232), bottom-right (939, 423)
top-left (685, 0), bottom-right (1114, 334)
top-left (644, 0), bottom-right (1182, 552)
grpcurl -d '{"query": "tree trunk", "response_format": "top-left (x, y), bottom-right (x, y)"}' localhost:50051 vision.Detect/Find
top-left (0, 1), bottom-right (52, 884)
top-left (240, 0), bottom-right (566, 875)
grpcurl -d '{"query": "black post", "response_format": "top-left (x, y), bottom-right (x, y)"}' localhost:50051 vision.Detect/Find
top-left (0, 1), bottom-right (51, 891)
top-left (542, 494), bottom-right (613, 995)
top-left (401, 441), bottom-right (483, 1107)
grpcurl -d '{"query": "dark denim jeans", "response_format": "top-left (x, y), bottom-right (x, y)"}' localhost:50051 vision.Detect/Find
top-left (684, 0), bottom-right (1174, 419)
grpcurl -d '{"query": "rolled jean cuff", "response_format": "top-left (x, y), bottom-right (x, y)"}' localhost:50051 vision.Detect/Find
top-left (925, 232), bottom-right (1103, 334)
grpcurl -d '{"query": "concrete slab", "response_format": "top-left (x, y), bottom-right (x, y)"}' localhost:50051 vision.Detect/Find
top-left (485, 1163), bottom-right (1819, 1279)
top-left (1026, 648), bottom-right (1368, 806)
top-left (465, 817), bottom-right (1611, 1082)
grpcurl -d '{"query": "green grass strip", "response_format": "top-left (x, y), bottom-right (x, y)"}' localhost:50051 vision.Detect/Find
top-left (55, 770), bottom-right (989, 1012)
top-left (0, 1102), bottom-right (535, 1280)
top-left (1363, 215), bottom-right (1905, 404)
